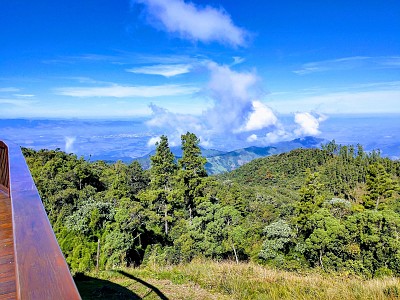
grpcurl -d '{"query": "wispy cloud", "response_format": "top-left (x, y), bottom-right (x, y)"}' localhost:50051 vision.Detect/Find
top-left (294, 56), bottom-right (400, 75)
top-left (0, 87), bottom-right (20, 92)
top-left (55, 83), bottom-right (199, 98)
top-left (135, 0), bottom-right (249, 47)
top-left (13, 94), bottom-right (35, 98)
top-left (268, 90), bottom-right (400, 114)
top-left (380, 56), bottom-right (400, 67)
top-left (231, 56), bottom-right (245, 66)
top-left (0, 98), bottom-right (37, 107)
top-left (42, 53), bottom-right (123, 65)
top-left (294, 56), bottom-right (369, 75)
top-left (126, 63), bottom-right (192, 77)
top-left (341, 80), bottom-right (400, 91)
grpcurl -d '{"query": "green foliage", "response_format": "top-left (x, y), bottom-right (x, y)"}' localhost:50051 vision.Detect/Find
top-left (363, 163), bottom-right (397, 210)
top-left (23, 139), bottom-right (400, 277)
top-left (176, 132), bottom-right (208, 219)
top-left (294, 171), bottom-right (325, 235)
top-left (259, 220), bottom-right (296, 266)
top-left (304, 208), bottom-right (349, 270)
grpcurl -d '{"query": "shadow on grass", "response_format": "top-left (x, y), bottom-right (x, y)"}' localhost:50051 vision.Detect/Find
top-left (74, 271), bottom-right (169, 300)
top-left (116, 270), bottom-right (169, 300)
top-left (74, 272), bottom-right (141, 300)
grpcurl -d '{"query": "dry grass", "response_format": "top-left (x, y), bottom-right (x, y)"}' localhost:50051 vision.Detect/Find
top-left (79, 260), bottom-right (400, 300)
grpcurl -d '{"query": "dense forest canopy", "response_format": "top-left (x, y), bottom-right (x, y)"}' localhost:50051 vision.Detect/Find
top-left (23, 135), bottom-right (400, 278)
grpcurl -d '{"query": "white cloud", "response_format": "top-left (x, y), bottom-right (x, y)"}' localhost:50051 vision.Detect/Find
top-left (204, 62), bottom-right (262, 133)
top-left (126, 64), bottom-right (192, 77)
top-left (65, 136), bottom-right (76, 153)
top-left (247, 134), bottom-right (258, 142)
top-left (13, 94), bottom-right (35, 98)
top-left (265, 128), bottom-right (292, 143)
top-left (136, 0), bottom-right (249, 47)
top-left (0, 87), bottom-right (20, 92)
top-left (146, 103), bottom-right (206, 145)
top-left (294, 56), bottom-right (400, 75)
top-left (147, 136), bottom-right (161, 147)
top-left (42, 53), bottom-right (122, 65)
top-left (294, 112), bottom-right (325, 136)
top-left (268, 89), bottom-right (400, 114)
top-left (199, 137), bottom-right (212, 148)
top-left (239, 101), bottom-right (278, 132)
top-left (232, 56), bottom-right (245, 65)
top-left (145, 62), bottom-right (281, 143)
top-left (0, 98), bottom-right (36, 107)
top-left (55, 84), bottom-right (199, 97)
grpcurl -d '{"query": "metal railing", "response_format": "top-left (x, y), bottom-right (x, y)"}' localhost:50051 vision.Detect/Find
top-left (0, 140), bottom-right (81, 299)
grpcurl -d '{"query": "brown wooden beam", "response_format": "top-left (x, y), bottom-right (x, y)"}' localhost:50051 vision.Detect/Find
top-left (2, 141), bottom-right (81, 299)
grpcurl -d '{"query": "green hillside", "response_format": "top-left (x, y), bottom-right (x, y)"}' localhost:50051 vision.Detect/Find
top-left (23, 135), bottom-right (400, 283)
top-left (135, 136), bottom-right (324, 175)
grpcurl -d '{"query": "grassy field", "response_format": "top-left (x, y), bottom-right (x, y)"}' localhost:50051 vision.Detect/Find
top-left (75, 260), bottom-right (400, 300)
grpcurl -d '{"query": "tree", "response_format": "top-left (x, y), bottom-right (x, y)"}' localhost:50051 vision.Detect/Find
top-left (177, 132), bottom-right (207, 220)
top-left (145, 135), bottom-right (177, 235)
top-left (259, 219), bottom-right (296, 265)
top-left (150, 135), bottom-right (177, 190)
top-left (345, 210), bottom-right (400, 276)
top-left (363, 163), bottom-right (396, 210)
top-left (179, 132), bottom-right (207, 177)
top-left (294, 170), bottom-right (325, 236)
top-left (304, 209), bottom-right (348, 270)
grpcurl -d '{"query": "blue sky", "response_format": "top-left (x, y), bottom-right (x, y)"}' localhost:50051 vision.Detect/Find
top-left (1, 0), bottom-right (400, 147)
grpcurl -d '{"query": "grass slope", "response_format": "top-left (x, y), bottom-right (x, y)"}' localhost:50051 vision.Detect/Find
top-left (75, 260), bottom-right (400, 300)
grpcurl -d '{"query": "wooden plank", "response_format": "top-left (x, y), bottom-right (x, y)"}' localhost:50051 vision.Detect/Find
top-left (0, 191), bottom-right (15, 298)
top-left (0, 280), bottom-right (17, 295)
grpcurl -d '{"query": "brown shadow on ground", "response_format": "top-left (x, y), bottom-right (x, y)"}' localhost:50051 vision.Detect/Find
top-left (116, 270), bottom-right (169, 300)
top-left (74, 273), bottom-right (141, 300)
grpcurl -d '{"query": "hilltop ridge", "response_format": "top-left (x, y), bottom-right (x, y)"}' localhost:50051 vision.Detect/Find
top-left (135, 136), bottom-right (325, 174)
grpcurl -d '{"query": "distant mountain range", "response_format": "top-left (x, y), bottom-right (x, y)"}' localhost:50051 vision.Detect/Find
top-left (134, 136), bottom-right (325, 175)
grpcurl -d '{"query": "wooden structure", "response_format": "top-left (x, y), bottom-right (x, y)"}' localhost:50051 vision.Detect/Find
top-left (0, 141), bottom-right (81, 299)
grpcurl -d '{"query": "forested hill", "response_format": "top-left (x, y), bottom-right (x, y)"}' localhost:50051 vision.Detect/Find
top-left (135, 136), bottom-right (324, 174)
top-left (220, 144), bottom-right (400, 208)
top-left (22, 135), bottom-right (400, 278)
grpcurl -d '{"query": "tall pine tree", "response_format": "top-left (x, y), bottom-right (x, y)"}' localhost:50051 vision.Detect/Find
top-left (178, 132), bottom-right (207, 220)
top-left (145, 135), bottom-right (177, 235)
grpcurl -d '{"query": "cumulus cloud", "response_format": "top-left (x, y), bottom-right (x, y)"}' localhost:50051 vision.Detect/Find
top-left (247, 134), bottom-right (258, 142)
top-left (147, 136), bottom-right (161, 147)
top-left (265, 128), bottom-right (292, 143)
top-left (65, 136), bottom-right (76, 153)
top-left (126, 64), bottom-right (192, 77)
top-left (136, 0), bottom-right (249, 47)
top-left (139, 61), bottom-right (331, 147)
top-left (56, 84), bottom-right (198, 97)
top-left (144, 62), bottom-right (283, 146)
top-left (239, 100), bottom-right (278, 132)
top-left (204, 62), bottom-right (266, 133)
top-left (146, 103), bottom-right (206, 145)
top-left (294, 112), bottom-right (326, 136)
